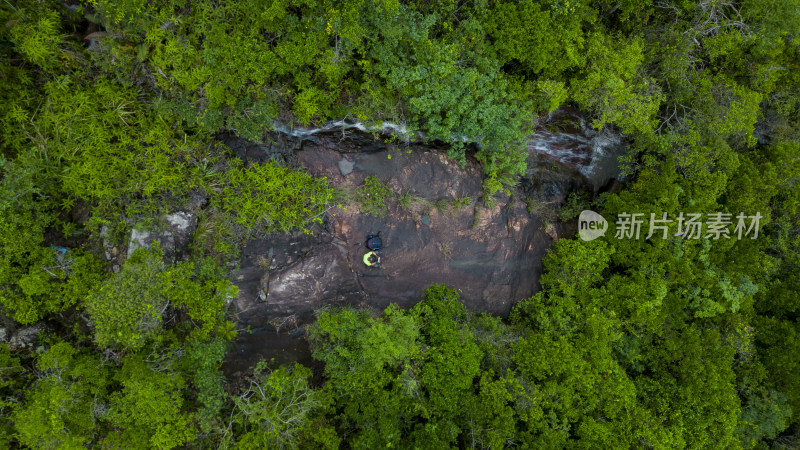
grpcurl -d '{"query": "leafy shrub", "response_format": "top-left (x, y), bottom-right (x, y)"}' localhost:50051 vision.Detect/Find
top-left (453, 196), bottom-right (471, 209)
top-left (13, 342), bottom-right (110, 449)
top-left (0, 344), bottom-right (27, 447)
top-left (229, 362), bottom-right (338, 448)
top-left (5, 8), bottom-right (65, 70)
top-left (212, 159), bottom-right (333, 237)
top-left (85, 245), bottom-right (236, 350)
top-left (85, 247), bottom-right (170, 350)
top-left (557, 192), bottom-right (591, 222)
top-left (161, 256), bottom-right (238, 343)
top-left (358, 175), bottom-right (393, 217)
top-left (0, 165), bottom-right (105, 324)
top-left (397, 191), bottom-right (414, 210)
top-left (184, 338), bottom-right (228, 433)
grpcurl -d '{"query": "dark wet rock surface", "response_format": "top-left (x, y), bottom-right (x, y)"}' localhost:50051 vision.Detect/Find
top-left (232, 232), bottom-right (362, 325)
top-left (523, 153), bottom-right (590, 206)
top-left (218, 132), bottom-right (300, 166)
top-left (224, 326), bottom-right (315, 379)
top-left (222, 111), bottom-right (616, 371)
top-left (231, 138), bottom-right (568, 327)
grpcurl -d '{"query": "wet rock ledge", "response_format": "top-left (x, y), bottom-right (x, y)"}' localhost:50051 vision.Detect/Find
top-left (231, 130), bottom-right (574, 326)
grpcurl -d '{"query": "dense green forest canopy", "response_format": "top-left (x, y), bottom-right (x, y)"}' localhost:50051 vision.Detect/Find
top-left (1, 0), bottom-right (799, 448)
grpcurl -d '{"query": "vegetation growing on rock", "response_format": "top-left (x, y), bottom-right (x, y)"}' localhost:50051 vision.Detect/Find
top-left (0, 0), bottom-right (798, 448)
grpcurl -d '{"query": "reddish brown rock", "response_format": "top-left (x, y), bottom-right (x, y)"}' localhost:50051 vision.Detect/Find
top-left (232, 140), bottom-right (569, 324)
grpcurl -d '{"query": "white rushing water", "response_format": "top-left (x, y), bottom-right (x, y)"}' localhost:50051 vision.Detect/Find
top-left (525, 110), bottom-right (625, 185)
top-left (272, 120), bottom-right (421, 141)
top-left (271, 108), bottom-right (625, 188)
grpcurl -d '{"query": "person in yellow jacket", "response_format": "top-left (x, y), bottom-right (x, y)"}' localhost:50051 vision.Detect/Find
top-left (363, 251), bottom-right (381, 268)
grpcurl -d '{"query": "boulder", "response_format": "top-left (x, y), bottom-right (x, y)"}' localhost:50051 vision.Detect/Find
top-left (7, 324), bottom-right (44, 350)
top-left (337, 158), bottom-right (355, 176)
top-left (127, 211), bottom-right (197, 263)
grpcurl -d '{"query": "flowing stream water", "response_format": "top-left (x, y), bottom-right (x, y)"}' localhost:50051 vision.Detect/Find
top-left (525, 108), bottom-right (626, 190)
top-left (271, 108), bottom-right (626, 191)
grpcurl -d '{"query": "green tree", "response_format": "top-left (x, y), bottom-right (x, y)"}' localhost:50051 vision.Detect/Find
top-left (84, 246), bottom-right (170, 350)
top-left (85, 245), bottom-right (236, 350)
top-left (13, 342), bottom-right (110, 449)
top-left (0, 343), bottom-right (28, 448)
top-left (183, 337), bottom-right (229, 434)
top-left (571, 32), bottom-right (663, 136)
top-left (104, 353), bottom-right (195, 449)
top-left (229, 362), bottom-right (338, 449)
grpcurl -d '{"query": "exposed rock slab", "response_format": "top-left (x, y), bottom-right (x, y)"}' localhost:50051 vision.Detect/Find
top-left (232, 232), bottom-right (363, 325)
top-left (232, 141), bottom-right (566, 323)
top-left (1, 324), bottom-right (45, 351)
top-left (327, 200), bottom-right (550, 316)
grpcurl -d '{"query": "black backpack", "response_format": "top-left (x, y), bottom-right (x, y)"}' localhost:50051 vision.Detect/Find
top-left (366, 232), bottom-right (382, 250)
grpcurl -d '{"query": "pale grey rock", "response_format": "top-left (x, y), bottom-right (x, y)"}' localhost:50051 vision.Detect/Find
top-left (8, 325), bottom-right (44, 350)
top-left (127, 212), bottom-right (198, 263)
top-left (100, 225), bottom-right (113, 260)
top-left (421, 214), bottom-right (431, 226)
top-left (337, 158), bottom-right (355, 176)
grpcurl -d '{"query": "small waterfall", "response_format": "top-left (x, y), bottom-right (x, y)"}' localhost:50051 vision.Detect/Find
top-left (269, 108), bottom-right (625, 191)
top-left (525, 109), bottom-right (625, 191)
top-left (272, 120), bottom-right (421, 142)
